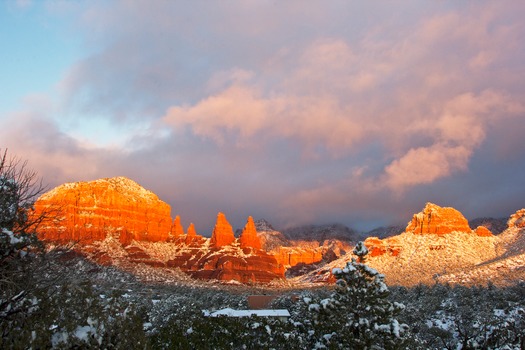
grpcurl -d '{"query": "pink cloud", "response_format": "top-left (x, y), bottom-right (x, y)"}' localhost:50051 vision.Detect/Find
top-left (3, 1), bottom-right (525, 231)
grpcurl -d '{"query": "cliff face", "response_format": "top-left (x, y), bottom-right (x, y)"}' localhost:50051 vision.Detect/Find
top-left (33, 177), bottom-right (172, 245)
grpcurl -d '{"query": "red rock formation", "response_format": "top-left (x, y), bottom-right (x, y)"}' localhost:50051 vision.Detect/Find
top-left (125, 246), bottom-right (166, 267)
top-left (184, 223), bottom-right (205, 245)
top-left (273, 247), bottom-right (323, 267)
top-left (167, 246), bottom-right (285, 283)
top-left (364, 237), bottom-right (401, 257)
top-left (508, 209), bottom-right (525, 229)
top-left (239, 216), bottom-right (262, 250)
top-left (32, 177), bottom-right (173, 245)
top-left (474, 226), bottom-right (493, 237)
top-left (209, 212), bottom-right (235, 248)
top-left (171, 215), bottom-right (185, 238)
top-left (406, 202), bottom-right (471, 235)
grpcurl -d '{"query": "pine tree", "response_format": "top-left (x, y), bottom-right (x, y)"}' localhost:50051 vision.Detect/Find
top-left (304, 241), bottom-right (411, 349)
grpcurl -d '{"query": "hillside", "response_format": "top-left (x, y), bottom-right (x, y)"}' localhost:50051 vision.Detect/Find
top-left (293, 204), bottom-right (525, 287)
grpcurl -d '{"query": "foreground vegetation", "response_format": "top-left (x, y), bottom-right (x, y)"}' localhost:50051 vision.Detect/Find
top-left (1, 150), bottom-right (524, 349)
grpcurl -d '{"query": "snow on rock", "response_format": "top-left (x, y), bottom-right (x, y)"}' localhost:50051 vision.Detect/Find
top-left (292, 225), bottom-right (499, 286)
top-left (32, 177), bottom-right (173, 245)
top-left (406, 202), bottom-right (473, 235)
top-left (507, 209), bottom-right (525, 229)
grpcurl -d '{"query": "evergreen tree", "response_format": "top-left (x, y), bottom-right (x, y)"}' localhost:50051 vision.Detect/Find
top-left (304, 241), bottom-right (411, 349)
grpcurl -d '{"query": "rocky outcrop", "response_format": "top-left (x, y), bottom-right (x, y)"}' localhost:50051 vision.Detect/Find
top-left (171, 215), bottom-right (185, 238)
top-left (507, 209), bottom-right (525, 229)
top-left (474, 226), bottom-right (493, 237)
top-left (406, 202), bottom-right (472, 235)
top-left (33, 177), bottom-right (173, 245)
top-left (239, 216), bottom-right (262, 249)
top-left (167, 246), bottom-right (284, 283)
top-left (209, 212), bottom-right (236, 248)
top-left (364, 237), bottom-right (402, 257)
top-left (273, 246), bottom-right (323, 267)
top-left (184, 223), bottom-right (205, 245)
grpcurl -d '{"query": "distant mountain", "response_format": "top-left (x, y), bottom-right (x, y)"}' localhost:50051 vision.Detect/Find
top-left (282, 223), bottom-right (362, 243)
top-left (254, 219), bottom-right (354, 275)
top-left (253, 219), bottom-right (290, 251)
top-left (365, 225), bottom-right (404, 239)
top-left (469, 217), bottom-right (508, 235)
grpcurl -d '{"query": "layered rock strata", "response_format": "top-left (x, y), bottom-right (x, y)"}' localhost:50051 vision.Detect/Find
top-left (33, 177), bottom-right (172, 245)
top-left (406, 202), bottom-right (472, 235)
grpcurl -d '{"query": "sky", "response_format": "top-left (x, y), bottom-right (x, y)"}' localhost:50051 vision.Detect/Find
top-left (1, 1), bottom-right (525, 235)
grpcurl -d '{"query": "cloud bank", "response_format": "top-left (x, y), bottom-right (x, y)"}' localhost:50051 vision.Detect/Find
top-left (2, 1), bottom-right (525, 233)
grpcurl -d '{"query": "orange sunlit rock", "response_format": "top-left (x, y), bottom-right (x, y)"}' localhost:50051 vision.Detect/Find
top-left (32, 177), bottom-right (172, 245)
top-left (184, 223), bottom-right (205, 245)
top-left (209, 212), bottom-right (236, 248)
top-left (273, 246), bottom-right (323, 267)
top-left (239, 216), bottom-right (262, 250)
top-left (406, 202), bottom-right (471, 235)
top-left (364, 236), bottom-right (402, 257)
top-left (171, 215), bottom-right (185, 237)
top-left (474, 226), bottom-right (493, 237)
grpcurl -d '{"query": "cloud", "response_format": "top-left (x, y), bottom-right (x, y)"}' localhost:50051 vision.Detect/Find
top-left (3, 1), bottom-right (525, 232)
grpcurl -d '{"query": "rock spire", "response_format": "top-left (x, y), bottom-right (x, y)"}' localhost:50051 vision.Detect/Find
top-left (239, 216), bottom-right (262, 249)
top-left (210, 212), bottom-right (235, 248)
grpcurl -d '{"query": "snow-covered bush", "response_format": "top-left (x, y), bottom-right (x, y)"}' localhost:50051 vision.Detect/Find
top-left (393, 283), bottom-right (525, 349)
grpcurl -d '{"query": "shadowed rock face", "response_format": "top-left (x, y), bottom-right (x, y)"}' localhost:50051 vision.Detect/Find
top-left (167, 246), bottom-right (284, 283)
top-left (406, 202), bottom-right (472, 235)
top-left (32, 177), bottom-right (172, 245)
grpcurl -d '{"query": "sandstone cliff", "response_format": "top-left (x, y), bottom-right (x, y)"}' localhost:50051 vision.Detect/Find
top-left (33, 177), bottom-right (173, 245)
top-left (406, 202), bottom-right (472, 235)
